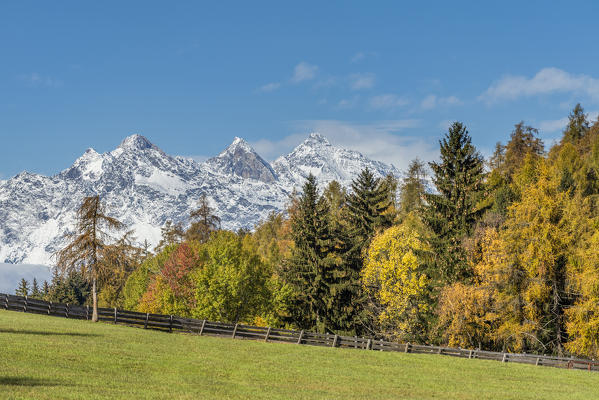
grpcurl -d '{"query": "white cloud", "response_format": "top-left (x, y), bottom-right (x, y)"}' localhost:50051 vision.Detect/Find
top-left (258, 82), bottom-right (281, 92)
top-left (479, 67), bottom-right (599, 103)
top-left (349, 73), bottom-right (375, 90)
top-left (351, 52), bottom-right (365, 63)
top-left (538, 110), bottom-right (599, 133)
top-left (336, 96), bottom-right (360, 109)
top-left (369, 94), bottom-right (409, 109)
top-left (538, 117), bottom-right (569, 133)
top-left (420, 95), bottom-right (462, 110)
top-left (19, 72), bottom-right (62, 88)
top-left (252, 119), bottom-right (436, 171)
top-left (291, 62), bottom-right (318, 83)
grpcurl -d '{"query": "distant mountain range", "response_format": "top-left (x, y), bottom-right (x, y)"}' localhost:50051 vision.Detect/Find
top-left (0, 133), bottom-right (400, 265)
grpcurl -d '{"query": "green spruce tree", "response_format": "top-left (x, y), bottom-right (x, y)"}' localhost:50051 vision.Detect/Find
top-left (31, 278), bottom-right (40, 299)
top-left (563, 103), bottom-right (589, 144)
top-left (284, 174), bottom-right (337, 332)
top-left (422, 122), bottom-right (486, 283)
top-left (15, 278), bottom-right (29, 297)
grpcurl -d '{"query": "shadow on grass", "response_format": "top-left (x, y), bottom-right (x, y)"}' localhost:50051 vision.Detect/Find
top-left (0, 376), bottom-right (62, 387)
top-left (0, 328), bottom-right (99, 337)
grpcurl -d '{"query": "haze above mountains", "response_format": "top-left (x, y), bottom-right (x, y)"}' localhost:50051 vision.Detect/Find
top-left (0, 133), bottom-right (399, 266)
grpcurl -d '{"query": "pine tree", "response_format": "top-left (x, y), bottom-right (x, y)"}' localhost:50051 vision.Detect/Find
top-left (283, 174), bottom-right (337, 332)
top-left (186, 194), bottom-right (221, 243)
top-left (399, 159), bottom-right (428, 217)
top-left (347, 168), bottom-right (393, 243)
top-left (563, 103), bottom-right (589, 144)
top-left (31, 278), bottom-right (40, 299)
top-left (55, 195), bottom-right (124, 321)
top-left (15, 278), bottom-right (29, 297)
top-left (42, 280), bottom-right (50, 299)
top-left (423, 122), bottom-right (486, 283)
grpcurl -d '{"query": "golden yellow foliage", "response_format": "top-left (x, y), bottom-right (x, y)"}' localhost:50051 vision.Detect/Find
top-left (362, 218), bottom-right (430, 341)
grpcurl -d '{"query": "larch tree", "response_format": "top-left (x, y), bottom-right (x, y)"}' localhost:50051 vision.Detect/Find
top-left (55, 195), bottom-right (123, 322)
top-left (186, 194), bottom-right (221, 243)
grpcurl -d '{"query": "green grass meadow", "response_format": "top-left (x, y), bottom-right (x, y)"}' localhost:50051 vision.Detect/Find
top-left (1, 309), bottom-right (599, 399)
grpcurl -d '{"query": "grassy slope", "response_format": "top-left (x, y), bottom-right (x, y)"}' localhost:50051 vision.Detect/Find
top-left (1, 310), bottom-right (598, 400)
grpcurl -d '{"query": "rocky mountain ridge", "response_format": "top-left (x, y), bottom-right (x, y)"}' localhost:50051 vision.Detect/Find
top-left (0, 133), bottom-right (400, 265)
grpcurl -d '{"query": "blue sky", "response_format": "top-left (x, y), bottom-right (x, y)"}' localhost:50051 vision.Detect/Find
top-left (1, 1), bottom-right (599, 178)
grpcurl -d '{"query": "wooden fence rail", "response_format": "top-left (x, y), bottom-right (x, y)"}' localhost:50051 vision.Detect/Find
top-left (2, 292), bottom-right (598, 372)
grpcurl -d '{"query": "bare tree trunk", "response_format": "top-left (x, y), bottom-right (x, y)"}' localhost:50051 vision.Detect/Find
top-left (92, 277), bottom-right (98, 322)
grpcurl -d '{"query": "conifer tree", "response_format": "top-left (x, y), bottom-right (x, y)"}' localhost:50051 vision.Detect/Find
top-left (347, 168), bottom-right (393, 243)
top-left (563, 103), bottom-right (589, 144)
top-left (154, 220), bottom-right (185, 253)
top-left (31, 278), bottom-right (40, 299)
top-left (55, 195), bottom-right (123, 321)
top-left (399, 159), bottom-right (428, 217)
top-left (15, 278), bottom-right (29, 297)
top-left (423, 122), bottom-right (486, 283)
top-left (42, 280), bottom-right (50, 299)
top-left (284, 174), bottom-right (337, 331)
top-left (186, 194), bottom-right (221, 243)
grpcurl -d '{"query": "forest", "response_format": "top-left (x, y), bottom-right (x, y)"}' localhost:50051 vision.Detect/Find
top-left (15, 104), bottom-right (599, 359)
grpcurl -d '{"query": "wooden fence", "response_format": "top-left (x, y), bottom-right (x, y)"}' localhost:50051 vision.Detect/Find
top-left (2, 292), bottom-right (598, 372)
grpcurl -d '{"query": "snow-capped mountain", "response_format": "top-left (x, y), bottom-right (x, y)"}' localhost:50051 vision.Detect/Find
top-left (0, 133), bottom-right (400, 265)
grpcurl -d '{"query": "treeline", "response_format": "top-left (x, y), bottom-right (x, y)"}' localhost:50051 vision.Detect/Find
top-left (20, 104), bottom-right (599, 358)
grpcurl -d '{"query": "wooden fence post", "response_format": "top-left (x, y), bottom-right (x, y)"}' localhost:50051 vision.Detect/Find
top-left (535, 357), bottom-right (541, 366)
top-left (114, 307), bottom-right (117, 324)
top-left (367, 339), bottom-right (372, 350)
top-left (4, 294), bottom-right (8, 310)
top-left (144, 313), bottom-right (149, 329)
top-left (65, 303), bottom-right (69, 318)
top-left (199, 319), bottom-right (206, 335)
top-left (23, 296), bottom-right (28, 312)
top-left (232, 323), bottom-right (238, 339)
top-left (502, 353), bottom-right (507, 363)
top-left (86, 305), bottom-right (89, 320)
top-left (404, 342), bottom-right (410, 353)
top-left (332, 334), bottom-right (338, 348)
top-left (297, 330), bottom-right (304, 345)
top-left (169, 315), bottom-right (173, 333)
top-left (264, 327), bottom-right (271, 342)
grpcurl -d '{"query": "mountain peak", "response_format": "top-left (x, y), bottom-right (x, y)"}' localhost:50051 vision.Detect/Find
top-left (304, 132), bottom-right (331, 146)
top-left (220, 137), bottom-right (255, 156)
top-left (119, 134), bottom-right (155, 150)
top-left (208, 137), bottom-right (277, 182)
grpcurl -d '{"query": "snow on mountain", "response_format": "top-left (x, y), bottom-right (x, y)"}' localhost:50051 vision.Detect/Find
top-left (0, 133), bottom-right (400, 265)
top-left (273, 133), bottom-right (400, 187)
top-left (205, 137), bottom-right (277, 183)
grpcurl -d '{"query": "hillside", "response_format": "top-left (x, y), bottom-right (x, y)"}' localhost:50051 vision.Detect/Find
top-left (1, 310), bottom-right (598, 400)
